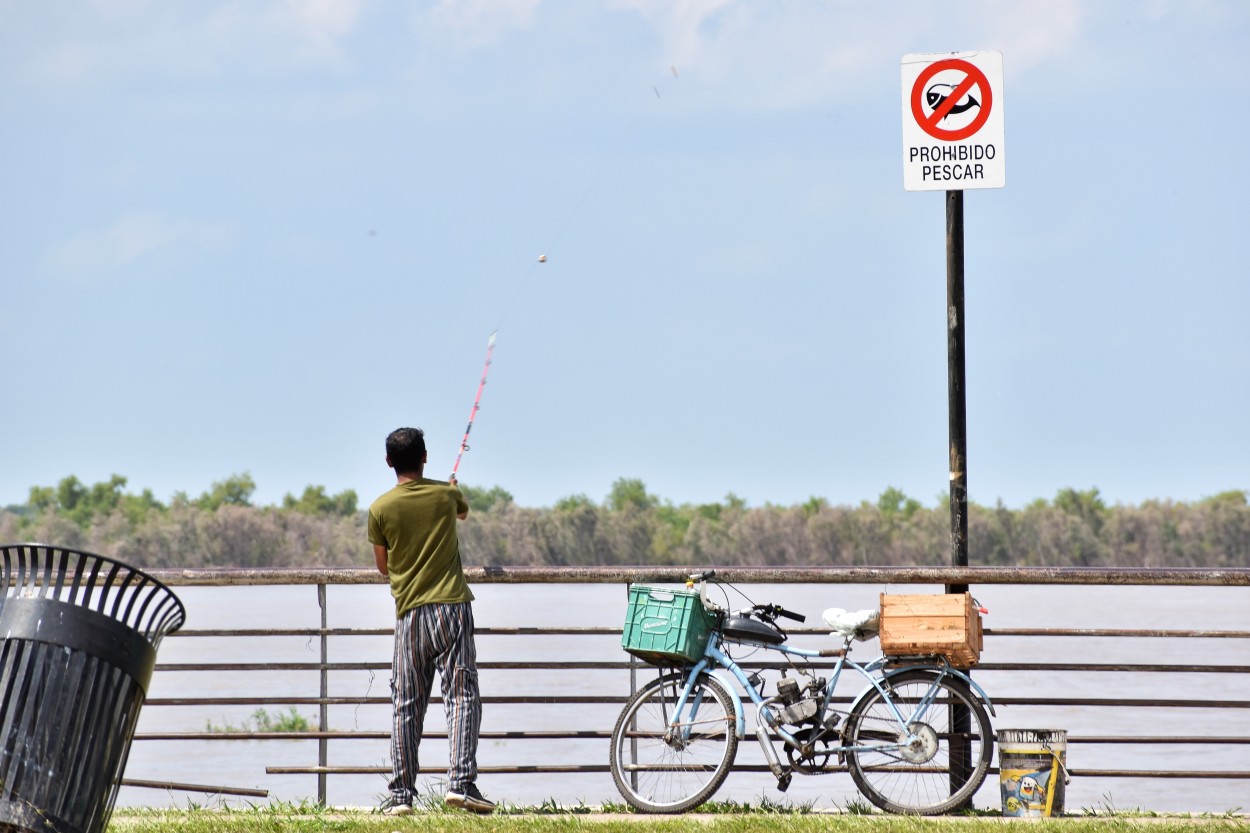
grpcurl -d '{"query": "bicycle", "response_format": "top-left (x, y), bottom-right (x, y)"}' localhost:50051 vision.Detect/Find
top-left (610, 571), bottom-right (995, 815)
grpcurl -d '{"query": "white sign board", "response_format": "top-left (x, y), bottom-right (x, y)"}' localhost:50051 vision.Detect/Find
top-left (902, 51), bottom-right (1005, 191)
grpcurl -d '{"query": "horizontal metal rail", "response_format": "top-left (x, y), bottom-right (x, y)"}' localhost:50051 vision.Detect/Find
top-left (145, 695), bottom-right (1250, 709)
top-left (136, 730), bottom-right (1250, 745)
top-left (119, 778), bottom-right (269, 798)
top-left (145, 565), bottom-right (1250, 586)
top-left (168, 624), bottom-right (1250, 638)
top-left (138, 730), bottom-right (612, 741)
top-left (262, 764), bottom-right (1250, 780)
top-left (154, 660), bottom-right (1250, 674)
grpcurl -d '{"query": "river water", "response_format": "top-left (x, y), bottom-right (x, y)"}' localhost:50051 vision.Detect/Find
top-left (117, 582), bottom-right (1249, 814)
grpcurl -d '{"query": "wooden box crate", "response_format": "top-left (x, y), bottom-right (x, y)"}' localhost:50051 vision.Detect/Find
top-left (879, 592), bottom-right (983, 667)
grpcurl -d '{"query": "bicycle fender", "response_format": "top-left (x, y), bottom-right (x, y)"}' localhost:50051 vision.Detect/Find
top-left (703, 644), bottom-right (750, 737)
top-left (707, 670), bottom-right (748, 737)
top-left (851, 666), bottom-right (996, 717)
top-left (681, 659), bottom-right (748, 738)
top-left (933, 667), bottom-right (996, 716)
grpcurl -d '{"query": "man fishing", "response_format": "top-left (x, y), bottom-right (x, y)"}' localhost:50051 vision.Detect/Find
top-left (368, 427), bottom-right (495, 816)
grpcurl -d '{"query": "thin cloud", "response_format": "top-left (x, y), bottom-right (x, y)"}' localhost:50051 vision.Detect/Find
top-left (47, 213), bottom-right (235, 277)
top-left (12, 1), bottom-right (367, 85)
top-left (606, 0), bottom-right (1092, 108)
top-left (416, 0), bottom-right (542, 48)
top-left (267, 0), bottom-right (366, 64)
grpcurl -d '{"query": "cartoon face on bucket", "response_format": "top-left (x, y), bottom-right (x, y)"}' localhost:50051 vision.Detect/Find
top-left (1001, 770), bottom-right (1053, 816)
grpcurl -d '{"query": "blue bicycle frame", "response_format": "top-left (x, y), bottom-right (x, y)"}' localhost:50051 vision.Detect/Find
top-left (669, 626), bottom-right (994, 773)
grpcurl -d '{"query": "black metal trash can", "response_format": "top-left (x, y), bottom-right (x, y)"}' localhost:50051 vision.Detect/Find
top-left (0, 544), bottom-right (185, 833)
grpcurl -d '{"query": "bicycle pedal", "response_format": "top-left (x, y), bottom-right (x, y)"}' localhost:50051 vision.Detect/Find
top-left (776, 773), bottom-right (792, 792)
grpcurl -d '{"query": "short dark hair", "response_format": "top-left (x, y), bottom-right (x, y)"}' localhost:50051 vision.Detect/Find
top-left (385, 427), bottom-right (426, 474)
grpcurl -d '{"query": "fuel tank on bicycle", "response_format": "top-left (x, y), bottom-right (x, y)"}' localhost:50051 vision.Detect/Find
top-left (722, 616), bottom-right (786, 645)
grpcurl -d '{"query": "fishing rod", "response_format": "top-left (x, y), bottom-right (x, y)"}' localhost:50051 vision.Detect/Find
top-left (448, 252), bottom-right (543, 481)
top-left (450, 330), bottom-right (497, 481)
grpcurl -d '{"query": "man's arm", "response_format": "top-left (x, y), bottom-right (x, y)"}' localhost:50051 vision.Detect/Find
top-left (451, 477), bottom-right (469, 520)
top-left (373, 544), bottom-right (389, 577)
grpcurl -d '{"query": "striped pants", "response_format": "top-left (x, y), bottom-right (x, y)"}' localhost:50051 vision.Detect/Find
top-left (389, 601), bottom-right (481, 801)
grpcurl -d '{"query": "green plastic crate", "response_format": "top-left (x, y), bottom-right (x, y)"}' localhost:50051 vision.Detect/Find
top-left (621, 584), bottom-right (720, 666)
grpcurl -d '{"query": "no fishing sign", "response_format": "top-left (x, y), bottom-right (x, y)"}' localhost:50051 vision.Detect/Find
top-left (901, 51), bottom-right (1005, 191)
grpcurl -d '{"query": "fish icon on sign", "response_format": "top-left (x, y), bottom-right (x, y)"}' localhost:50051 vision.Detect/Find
top-left (925, 83), bottom-right (980, 119)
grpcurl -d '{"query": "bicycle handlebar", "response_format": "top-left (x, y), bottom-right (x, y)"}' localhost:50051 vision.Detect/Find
top-left (749, 603), bottom-right (805, 623)
top-left (766, 604), bottom-right (806, 623)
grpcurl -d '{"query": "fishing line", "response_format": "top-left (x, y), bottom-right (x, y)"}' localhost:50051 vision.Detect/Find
top-left (449, 66), bottom-right (683, 479)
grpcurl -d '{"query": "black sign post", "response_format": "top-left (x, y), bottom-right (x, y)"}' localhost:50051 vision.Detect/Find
top-left (945, 189), bottom-right (973, 806)
top-left (946, 189), bottom-right (969, 580)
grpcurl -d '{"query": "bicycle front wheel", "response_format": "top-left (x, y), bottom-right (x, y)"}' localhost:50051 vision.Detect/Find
top-left (844, 669), bottom-right (993, 815)
top-left (609, 670), bottom-right (738, 813)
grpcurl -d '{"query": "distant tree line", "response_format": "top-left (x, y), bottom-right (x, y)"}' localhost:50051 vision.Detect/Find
top-left (1, 474), bottom-right (363, 569)
top-left (1, 474), bottom-right (1246, 571)
top-left (457, 480), bottom-right (1250, 570)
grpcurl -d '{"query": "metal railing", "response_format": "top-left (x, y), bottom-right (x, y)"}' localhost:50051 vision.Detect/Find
top-left (134, 565), bottom-right (1250, 808)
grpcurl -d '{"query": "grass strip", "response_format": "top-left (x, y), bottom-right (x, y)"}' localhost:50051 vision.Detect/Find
top-left (106, 803), bottom-right (1248, 833)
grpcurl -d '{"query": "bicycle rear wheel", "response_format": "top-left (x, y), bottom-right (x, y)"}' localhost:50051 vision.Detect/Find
top-left (844, 669), bottom-right (992, 814)
top-left (609, 671), bottom-right (738, 813)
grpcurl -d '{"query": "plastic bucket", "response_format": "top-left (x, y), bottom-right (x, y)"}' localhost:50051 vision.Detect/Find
top-left (997, 729), bottom-right (1068, 817)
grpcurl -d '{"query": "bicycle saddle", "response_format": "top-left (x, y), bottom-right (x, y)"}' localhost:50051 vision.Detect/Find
top-left (822, 608), bottom-right (880, 641)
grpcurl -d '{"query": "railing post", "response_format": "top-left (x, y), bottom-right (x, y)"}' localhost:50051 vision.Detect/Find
top-left (627, 583), bottom-right (639, 792)
top-left (317, 581), bottom-right (329, 806)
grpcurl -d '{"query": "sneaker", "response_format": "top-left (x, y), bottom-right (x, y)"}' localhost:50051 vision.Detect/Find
top-left (379, 795), bottom-right (413, 816)
top-left (445, 783), bottom-right (496, 814)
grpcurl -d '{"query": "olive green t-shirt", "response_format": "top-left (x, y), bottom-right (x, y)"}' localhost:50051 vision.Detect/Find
top-left (367, 478), bottom-right (473, 618)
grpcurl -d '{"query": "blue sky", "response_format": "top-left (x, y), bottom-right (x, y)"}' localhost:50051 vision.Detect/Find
top-left (2, 1), bottom-right (1247, 512)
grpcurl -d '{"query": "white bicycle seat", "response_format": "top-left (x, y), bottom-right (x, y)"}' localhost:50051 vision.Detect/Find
top-left (822, 607), bottom-right (881, 641)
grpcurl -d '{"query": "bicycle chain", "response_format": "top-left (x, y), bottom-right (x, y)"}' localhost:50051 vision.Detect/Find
top-left (784, 707), bottom-right (913, 773)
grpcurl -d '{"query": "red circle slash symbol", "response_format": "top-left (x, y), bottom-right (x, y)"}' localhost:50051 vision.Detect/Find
top-left (910, 58), bottom-right (992, 142)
